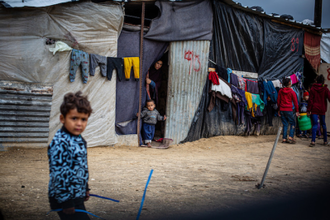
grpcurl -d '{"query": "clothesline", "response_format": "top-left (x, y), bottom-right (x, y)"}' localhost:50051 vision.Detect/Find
top-left (49, 41), bottom-right (140, 84)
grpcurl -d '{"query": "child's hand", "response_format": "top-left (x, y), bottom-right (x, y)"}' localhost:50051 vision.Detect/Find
top-left (63, 207), bottom-right (75, 214)
top-left (164, 115), bottom-right (167, 120)
top-left (85, 190), bottom-right (90, 201)
top-left (136, 112), bottom-right (140, 117)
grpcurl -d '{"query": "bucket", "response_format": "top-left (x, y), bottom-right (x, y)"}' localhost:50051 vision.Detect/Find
top-left (298, 113), bottom-right (312, 131)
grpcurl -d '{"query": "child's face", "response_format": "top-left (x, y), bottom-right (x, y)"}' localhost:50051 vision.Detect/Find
top-left (146, 102), bottom-right (155, 111)
top-left (60, 108), bottom-right (89, 136)
top-left (304, 95), bottom-right (309, 101)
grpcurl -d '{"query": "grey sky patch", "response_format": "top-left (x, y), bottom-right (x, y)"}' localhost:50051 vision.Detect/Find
top-left (237, 0), bottom-right (330, 28)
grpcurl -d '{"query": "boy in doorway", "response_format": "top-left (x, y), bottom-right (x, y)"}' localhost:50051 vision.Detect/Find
top-left (48, 91), bottom-right (93, 220)
top-left (137, 100), bottom-right (166, 147)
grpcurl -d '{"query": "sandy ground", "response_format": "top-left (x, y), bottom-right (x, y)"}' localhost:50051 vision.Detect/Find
top-left (1, 135), bottom-right (330, 220)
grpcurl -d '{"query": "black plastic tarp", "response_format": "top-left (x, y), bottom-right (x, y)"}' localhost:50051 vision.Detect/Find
top-left (116, 30), bottom-right (168, 135)
top-left (182, 0), bottom-right (297, 143)
top-left (258, 19), bottom-right (304, 79)
top-left (144, 0), bottom-right (213, 42)
top-left (210, 1), bottom-right (264, 73)
top-left (210, 0), bottom-right (304, 79)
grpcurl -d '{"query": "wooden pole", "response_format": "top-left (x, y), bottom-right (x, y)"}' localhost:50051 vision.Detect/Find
top-left (137, 2), bottom-right (145, 146)
top-left (314, 0), bottom-right (322, 27)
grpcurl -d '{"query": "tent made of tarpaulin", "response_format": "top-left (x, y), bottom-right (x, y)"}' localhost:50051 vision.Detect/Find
top-left (115, 0), bottom-right (213, 145)
top-left (182, 0), bottom-right (306, 143)
top-left (0, 1), bottom-right (124, 148)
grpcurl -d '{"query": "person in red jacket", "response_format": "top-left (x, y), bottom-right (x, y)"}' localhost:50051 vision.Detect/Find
top-left (307, 75), bottom-right (330, 147)
top-left (277, 78), bottom-right (299, 144)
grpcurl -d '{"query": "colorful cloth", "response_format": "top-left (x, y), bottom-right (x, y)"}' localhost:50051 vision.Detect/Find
top-left (251, 94), bottom-right (265, 112)
top-left (295, 71), bottom-right (304, 90)
top-left (208, 71), bottom-right (219, 85)
top-left (230, 73), bottom-right (239, 87)
top-left (245, 92), bottom-right (253, 111)
top-left (69, 49), bottom-right (89, 84)
top-left (211, 77), bottom-right (232, 99)
top-left (226, 68), bottom-right (232, 83)
top-left (238, 75), bottom-right (246, 91)
top-left (290, 74), bottom-right (298, 85)
top-left (263, 80), bottom-right (278, 105)
top-left (271, 79), bottom-right (282, 88)
top-left (246, 79), bottom-right (259, 94)
top-left (304, 32), bottom-right (321, 70)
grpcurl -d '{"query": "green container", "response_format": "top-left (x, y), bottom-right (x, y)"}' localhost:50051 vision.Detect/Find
top-left (298, 114), bottom-right (312, 131)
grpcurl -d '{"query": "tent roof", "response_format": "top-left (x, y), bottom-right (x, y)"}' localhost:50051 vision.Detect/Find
top-left (221, 0), bottom-right (326, 34)
top-left (0, 0), bottom-right (81, 8)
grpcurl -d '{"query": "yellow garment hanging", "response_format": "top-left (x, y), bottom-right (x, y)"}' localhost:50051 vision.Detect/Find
top-left (123, 57), bottom-right (140, 80)
top-left (245, 92), bottom-right (253, 110)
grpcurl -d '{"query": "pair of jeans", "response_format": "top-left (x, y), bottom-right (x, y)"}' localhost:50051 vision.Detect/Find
top-left (142, 123), bottom-right (155, 143)
top-left (311, 114), bottom-right (327, 143)
top-left (280, 111), bottom-right (296, 140)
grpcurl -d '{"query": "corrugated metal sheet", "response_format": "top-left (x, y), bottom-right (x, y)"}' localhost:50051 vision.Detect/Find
top-left (0, 89), bottom-right (52, 150)
top-left (165, 40), bottom-right (210, 144)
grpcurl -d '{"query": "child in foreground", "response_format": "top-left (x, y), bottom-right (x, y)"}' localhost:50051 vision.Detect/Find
top-left (138, 100), bottom-right (166, 147)
top-left (48, 91), bottom-right (93, 220)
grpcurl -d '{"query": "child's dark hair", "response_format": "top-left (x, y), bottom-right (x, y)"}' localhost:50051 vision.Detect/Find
top-left (146, 99), bottom-right (155, 105)
top-left (282, 77), bottom-right (291, 87)
top-left (316, 74), bottom-right (325, 84)
top-left (60, 91), bottom-right (93, 117)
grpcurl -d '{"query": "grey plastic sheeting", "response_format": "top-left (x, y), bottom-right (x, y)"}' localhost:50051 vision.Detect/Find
top-left (144, 0), bottom-right (213, 42)
top-left (0, 1), bottom-right (124, 147)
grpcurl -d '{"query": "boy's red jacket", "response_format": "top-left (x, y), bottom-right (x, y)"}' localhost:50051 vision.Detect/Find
top-left (307, 83), bottom-right (330, 115)
top-left (277, 87), bottom-right (299, 112)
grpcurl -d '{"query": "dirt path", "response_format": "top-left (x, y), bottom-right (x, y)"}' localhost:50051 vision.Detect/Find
top-left (1, 135), bottom-right (330, 220)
